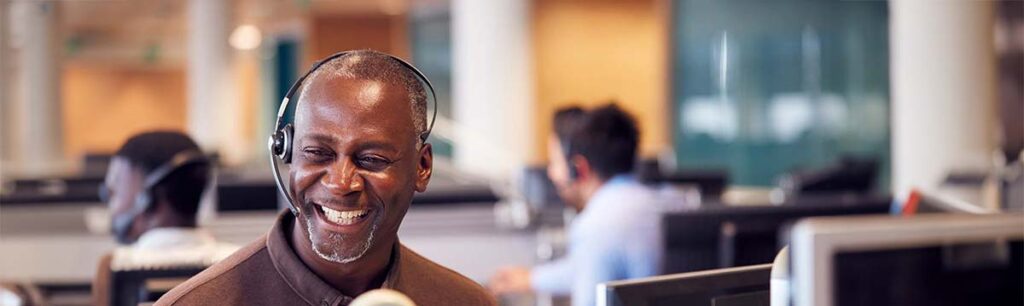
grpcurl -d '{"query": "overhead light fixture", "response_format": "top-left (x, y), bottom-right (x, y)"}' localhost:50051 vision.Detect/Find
top-left (230, 24), bottom-right (262, 51)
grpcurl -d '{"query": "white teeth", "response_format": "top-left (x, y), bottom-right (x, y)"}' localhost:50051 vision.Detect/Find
top-left (320, 206), bottom-right (368, 225)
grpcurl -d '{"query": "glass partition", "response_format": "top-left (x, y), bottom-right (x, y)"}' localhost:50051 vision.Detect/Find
top-left (671, 0), bottom-right (890, 188)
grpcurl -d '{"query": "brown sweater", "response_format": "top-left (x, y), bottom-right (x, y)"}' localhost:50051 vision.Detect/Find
top-left (156, 212), bottom-right (496, 306)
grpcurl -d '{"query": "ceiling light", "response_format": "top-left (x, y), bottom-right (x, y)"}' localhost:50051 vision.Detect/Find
top-left (230, 24), bottom-right (262, 51)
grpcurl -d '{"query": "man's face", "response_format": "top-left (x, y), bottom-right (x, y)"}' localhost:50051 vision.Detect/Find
top-left (291, 76), bottom-right (431, 264)
top-left (546, 135), bottom-right (582, 210)
top-left (103, 157), bottom-right (145, 242)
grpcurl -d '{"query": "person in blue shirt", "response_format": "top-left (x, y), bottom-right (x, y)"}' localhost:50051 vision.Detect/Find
top-left (490, 103), bottom-right (668, 306)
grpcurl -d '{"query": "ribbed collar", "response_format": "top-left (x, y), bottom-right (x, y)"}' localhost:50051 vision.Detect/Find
top-left (265, 211), bottom-right (402, 306)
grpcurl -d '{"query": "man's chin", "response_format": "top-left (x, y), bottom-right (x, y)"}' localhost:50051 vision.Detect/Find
top-left (304, 215), bottom-right (377, 264)
top-left (312, 239), bottom-right (371, 264)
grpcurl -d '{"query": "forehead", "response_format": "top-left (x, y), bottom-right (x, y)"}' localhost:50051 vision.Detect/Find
top-left (294, 76), bottom-right (415, 142)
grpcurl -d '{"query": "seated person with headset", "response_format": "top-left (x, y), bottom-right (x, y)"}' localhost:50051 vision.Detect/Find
top-left (93, 131), bottom-right (237, 305)
top-left (490, 104), bottom-right (672, 306)
top-left (156, 50), bottom-right (495, 305)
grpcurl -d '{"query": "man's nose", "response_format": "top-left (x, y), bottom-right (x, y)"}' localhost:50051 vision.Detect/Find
top-left (320, 158), bottom-right (364, 195)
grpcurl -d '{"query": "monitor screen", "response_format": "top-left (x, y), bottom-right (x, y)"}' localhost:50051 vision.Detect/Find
top-left (217, 183), bottom-right (280, 211)
top-left (662, 196), bottom-right (890, 273)
top-left (833, 240), bottom-right (1023, 306)
top-left (600, 264), bottom-right (771, 306)
top-left (711, 290), bottom-right (770, 306)
top-left (644, 286), bottom-right (768, 306)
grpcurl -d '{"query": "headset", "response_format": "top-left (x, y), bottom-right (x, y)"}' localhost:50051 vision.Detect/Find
top-left (562, 139), bottom-right (578, 181)
top-left (268, 51), bottom-right (438, 215)
top-left (108, 150), bottom-right (210, 244)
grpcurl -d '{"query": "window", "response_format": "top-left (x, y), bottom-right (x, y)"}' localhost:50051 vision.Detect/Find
top-left (671, 0), bottom-right (890, 188)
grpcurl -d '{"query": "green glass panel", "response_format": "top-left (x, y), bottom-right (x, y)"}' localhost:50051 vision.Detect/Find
top-left (672, 0), bottom-right (890, 189)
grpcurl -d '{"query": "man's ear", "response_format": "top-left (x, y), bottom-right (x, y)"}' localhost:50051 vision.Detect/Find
top-left (571, 155), bottom-right (593, 182)
top-left (134, 187), bottom-right (163, 232)
top-left (148, 186), bottom-right (168, 214)
top-left (415, 143), bottom-right (433, 192)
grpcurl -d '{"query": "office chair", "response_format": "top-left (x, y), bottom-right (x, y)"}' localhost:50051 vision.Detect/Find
top-left (109, 264), bottom-right (207, 306)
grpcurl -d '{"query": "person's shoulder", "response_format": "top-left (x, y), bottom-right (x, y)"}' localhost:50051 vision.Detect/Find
top-left (155, 235), bottom-right (270, 306)
top-left (398, 245), bottom-right (497, 306)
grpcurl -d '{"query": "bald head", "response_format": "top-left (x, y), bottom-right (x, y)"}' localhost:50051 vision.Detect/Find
top-left (298, 50), bottom-right (429, 143)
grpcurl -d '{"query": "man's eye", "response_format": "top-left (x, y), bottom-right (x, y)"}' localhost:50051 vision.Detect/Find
top-left (357, 156), bottom-right (391, 170)
top-left (302, 149), bottom-right (333, 162)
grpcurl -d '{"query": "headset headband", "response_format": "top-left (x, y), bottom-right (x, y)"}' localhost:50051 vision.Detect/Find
top-left (142, 150), bottom-right (209, 190)
top-left (272, 51), bottom-right (438, 143)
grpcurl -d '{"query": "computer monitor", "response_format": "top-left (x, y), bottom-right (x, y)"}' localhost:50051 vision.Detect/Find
top-left (521, 166), bottom-right (562, 210)
top-left (790, 213), bottom-right (1024, 306)
top-left (777, 156), bottom-right (879, 196)
top-left (81, 153), bottom-right (113, 177)
top-left (662, 195), bottom-right (890, 273)
top-left (216, 182), bottom-right (280, 212)
top-left (634, 158), bottom-right (729, 199)
top-left (661, 171), bottom-right (729, 200)
top-left (597, 264), bottom-right (772, 306)
top-left (410, 183), bottom-right (500, 205)
top-left (1, 176), bottom-right (104, 204)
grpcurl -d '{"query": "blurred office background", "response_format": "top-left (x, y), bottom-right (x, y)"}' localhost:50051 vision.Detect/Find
top-left (0, 0), bottom-right (1021, 305)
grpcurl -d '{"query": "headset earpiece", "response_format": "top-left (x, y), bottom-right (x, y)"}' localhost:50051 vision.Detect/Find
top-left (270, 124), bottom-right (294, 164)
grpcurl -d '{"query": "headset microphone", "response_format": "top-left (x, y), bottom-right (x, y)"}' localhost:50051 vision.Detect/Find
top-left (268, 51), bottom-right (438, 215)
top-left (350, 289), bottom-right (416, 306)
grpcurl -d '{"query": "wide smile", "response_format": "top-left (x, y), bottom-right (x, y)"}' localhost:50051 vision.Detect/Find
top-left (312, 203), bottom-right (373, 234)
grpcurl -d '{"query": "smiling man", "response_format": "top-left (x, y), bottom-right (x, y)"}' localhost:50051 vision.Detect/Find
top-left (157, 51), bottom-right (496, 306)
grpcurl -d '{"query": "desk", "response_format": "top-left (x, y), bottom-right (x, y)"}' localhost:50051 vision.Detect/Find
top-left (0, 203), bottom-right (536, 285)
